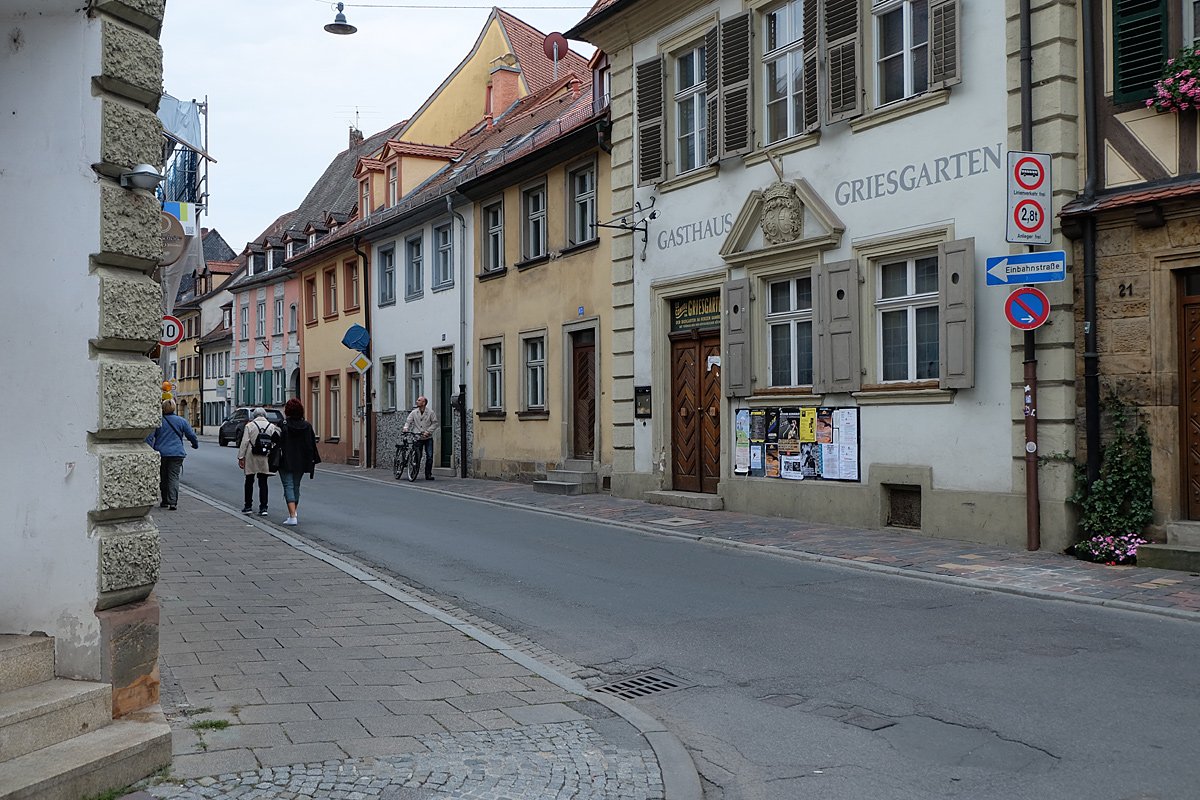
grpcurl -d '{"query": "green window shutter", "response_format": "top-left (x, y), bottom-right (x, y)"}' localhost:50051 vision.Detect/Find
top-left (1113, 0), bottom-right (1169, 103)
top-left (635, 56), bottom-right (665, 184)
top-left (802, 0), bottom-right (820, 131)
top-left (938, 237), bottom-right (975, 390)
top-left (824, 0), bottom-right (862, 122)
top-left (720, 13), bottom-right (754, 157)
top-left (724, 278), bottom-right (752, 397)
top-left (261, 370), bottom-right (273, 405)
top-left (928, 0), bottom-right (962, 90)
top-left (705, 26), bottom-right (721, 165)
top-left (814, 258), bottom-right (861, 394)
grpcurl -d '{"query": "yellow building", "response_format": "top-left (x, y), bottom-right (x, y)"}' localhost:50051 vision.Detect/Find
top-left (461, 80), bottom-right (613, 490)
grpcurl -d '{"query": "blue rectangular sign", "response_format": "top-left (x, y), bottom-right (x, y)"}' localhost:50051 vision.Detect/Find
top-left (985, 250), bottom-right (1066, 286)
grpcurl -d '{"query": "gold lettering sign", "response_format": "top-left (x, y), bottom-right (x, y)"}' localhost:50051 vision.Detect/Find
top-left (671, 293), bottom-right (721, 331)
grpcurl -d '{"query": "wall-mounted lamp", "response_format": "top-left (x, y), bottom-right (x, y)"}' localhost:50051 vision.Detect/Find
top-left (119, 163), bottom-right (165, 191)
top-left (324, 2), bottom-right (357, 35)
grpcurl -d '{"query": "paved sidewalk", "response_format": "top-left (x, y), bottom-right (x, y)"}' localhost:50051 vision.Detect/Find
top-left (323, 463), bottom-right (1200, 621)
top-left (134, 495), bottom-right (688, 799)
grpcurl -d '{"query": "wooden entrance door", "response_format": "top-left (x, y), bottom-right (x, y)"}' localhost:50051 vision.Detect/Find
top-left (571, 330), bottom-right (596, 459)
top-left (671, 331), bottom-right (721, 493)
top-left (1181, 272), bottom-right (1200, 517)
top-left (437, 353), bottom-right (453, 468)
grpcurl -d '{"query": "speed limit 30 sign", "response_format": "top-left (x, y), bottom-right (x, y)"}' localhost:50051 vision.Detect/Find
top-left (1006, 151), bottom-right (1052, 245)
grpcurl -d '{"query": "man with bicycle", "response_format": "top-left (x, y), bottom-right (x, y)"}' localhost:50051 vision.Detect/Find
top-left (402, 395), bottom-right (438, 480)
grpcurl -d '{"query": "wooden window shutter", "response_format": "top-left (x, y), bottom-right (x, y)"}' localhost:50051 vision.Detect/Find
top-left (720, 13), bottom-right (754, 157)
top-left (724, 278), bottom-right (752, 397)
top-left (928, 0), bottom-right (961, 89)
top-left (802, 0), bottom-right (820, 131)
top-left (938, 237), bottom-right (975, 389)
top-left (635, 56), bottom-right (666, 184)
top-left (1113, 0), bottom-right (1168, 103)
top-left (814, 258), bottom-right (861, 394)
top-left (824, 0), bottom-right (862, 122)
top-left (705, 26), bottom-right (721, 165)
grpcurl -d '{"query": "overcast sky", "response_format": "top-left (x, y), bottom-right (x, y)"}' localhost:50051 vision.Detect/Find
top-left (160, 0), bottom-right (592, 252)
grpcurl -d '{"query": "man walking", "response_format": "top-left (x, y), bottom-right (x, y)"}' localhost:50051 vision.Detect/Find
top-left (238, 407), bottom-right (279, 515)
top-left (403, 395), bottom-right (438, 480)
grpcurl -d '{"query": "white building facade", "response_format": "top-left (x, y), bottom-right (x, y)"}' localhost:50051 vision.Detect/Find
top-left (571, 0), bottom-right (1078, 549)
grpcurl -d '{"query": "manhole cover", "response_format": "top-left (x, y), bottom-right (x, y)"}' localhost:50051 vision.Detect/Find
top-left (594, 671), bottom-right (689, 699)
top-left (648, 517), bottom-right (705, 527)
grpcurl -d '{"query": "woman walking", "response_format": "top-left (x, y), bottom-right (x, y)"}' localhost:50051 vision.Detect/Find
top-left (146, 399), bottom-right (198, 510)
top-left (276, 398), bottom-right (321, 525)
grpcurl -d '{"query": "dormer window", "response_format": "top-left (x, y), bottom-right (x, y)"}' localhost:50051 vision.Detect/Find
top-left (308, 232), bottom-right (317, 247)
top-left (388, 164), bottom-right (398, 206)
top-left (360, 180), bottom-right (371, 218)
top-left (251, 252), bottom-right (266, 274)
top-left (286, 240), bottom-right (295, 259)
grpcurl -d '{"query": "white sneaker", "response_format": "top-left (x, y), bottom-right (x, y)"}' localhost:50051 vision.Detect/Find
top-left (282, 516), bottom-right (298, 526)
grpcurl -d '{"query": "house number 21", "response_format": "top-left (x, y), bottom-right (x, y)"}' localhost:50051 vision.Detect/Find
top-left (1119, 283), bottom-right (1135, 298)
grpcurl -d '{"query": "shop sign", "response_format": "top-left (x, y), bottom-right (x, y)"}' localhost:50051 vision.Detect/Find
top-left (671, 292), bottom-right (721, 331)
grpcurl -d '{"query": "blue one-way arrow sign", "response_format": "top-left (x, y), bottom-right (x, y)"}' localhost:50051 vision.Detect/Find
top-left (985, 250), bottom-right (1066, 286)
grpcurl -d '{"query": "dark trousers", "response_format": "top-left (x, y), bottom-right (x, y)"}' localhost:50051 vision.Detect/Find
top-left (160, 456), bottom-right (183, 507)
top-left (244, 473), bottom-right (268, 510)
top-left (420, 437), bottom-right (434, 477)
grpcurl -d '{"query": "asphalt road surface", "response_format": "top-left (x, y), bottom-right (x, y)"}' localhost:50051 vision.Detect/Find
top-left (182, 443), bottom-right (1200, 800)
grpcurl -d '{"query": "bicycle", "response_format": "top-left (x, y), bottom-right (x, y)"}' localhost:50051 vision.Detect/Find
top-left (393, 430), bottom-right (421, 482)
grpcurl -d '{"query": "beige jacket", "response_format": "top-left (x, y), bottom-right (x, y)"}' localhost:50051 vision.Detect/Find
top-left (404, 406), bottom-right (438, 438)
top-left (237, 419), bottom-right (279, 474)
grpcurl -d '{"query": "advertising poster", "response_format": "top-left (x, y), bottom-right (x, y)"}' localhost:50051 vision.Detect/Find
top-left (800, 408), bottom-right (816, 442)
top-left (750, 445), bottom-right (764, 476)
top-left (780, 453), bottom-right (806, 479)
top-left (815, 408), bottom-right (834, 443)
top-left (734, 409), bottom-right (750, 474)
top-left (778, 408), bottom-right (800, 453)
top-left (750, 409), bottom-right (767, 443)
top-left (820, 443), bottom-right (841, 479)
top-left (764, 444), bottom-right (781, 477)
top-left (765, 408), bottom-right (780, 443)
top-left (798, 442), bottom-right (821, 478)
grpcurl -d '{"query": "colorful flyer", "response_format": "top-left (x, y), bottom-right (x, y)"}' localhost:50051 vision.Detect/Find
top-left (780, 453), bottom-right (806, 480)
top-left (799, 408), bottom-right (816, 442)
top-left (750, 409), bottom-right (767, 443)
top-left (750, 444), bottom-right (764, 477)
top-left (765, 408), bottom-right (780, 443)
top-left (778, 408), bottom-right (800, 453)
top-left (734, 409), bottom-right (750, 474)
top-left (764, 444), bottom-right (780, 477)
top-left (815, 408), bottom-right (834, 444)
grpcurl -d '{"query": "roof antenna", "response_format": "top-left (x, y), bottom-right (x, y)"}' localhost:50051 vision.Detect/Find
top-left (543, 32), bottom-right (568, 81)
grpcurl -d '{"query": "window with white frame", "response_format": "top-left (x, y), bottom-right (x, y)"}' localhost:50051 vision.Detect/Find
top-left (274, 368), bottom-right (285, 405)
top-left (763, 0), bottom-right (807, 144)
top-left (381, 359), bottom-right (397, 411)
top-left (874, 0), bottom-right (930, 106)
top-left (240, 306), bottom-right (248, 340)
top-left (766, 274), bottom-right (814, 387)
top-left (406, 354), bottom-right (424, 408)
top-left (328, 375), bottom-right (341, 439)
top-left (360, 180), bottom-right (371, 219)
top-left (483, 201), bottom-right (504, 272)
top-left (379, 246), bottom-right (396, 304)
top-left (309, 377), bottom-right (320, 437)
top-left (405, 235), bottom-right (424, 298)
top-left (875, 254), bottom-right (939, 382)
top-left (325, 268), bottom-right (338, 315)
top-left (387, 164), bottom-right (398, 206)
top-left (674, 43), bottom-right (707, 173)
top-left (274, 298), bottom-right (284, 334)
top-left (346, 262), bottom-right (359, 308)
top-left (522, 185), bottom-right (547, 259)
top-left (433, 223), bottom-right (453, 287)
top-left (523, 335), bottom-right (546, 410)
top-left (255, 302), bottom-right (265, 337)
top-left (568, 164), bottom-right (596, 245)
top-left (483, 341), bottom-right (503, 411)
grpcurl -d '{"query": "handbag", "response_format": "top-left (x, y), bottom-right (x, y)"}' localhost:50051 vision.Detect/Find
top-left (267, 426), bottom-right (285, 472)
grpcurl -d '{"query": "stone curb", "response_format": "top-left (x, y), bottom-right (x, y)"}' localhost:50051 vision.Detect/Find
top-left (180, 486), bottom-right (704, 800)
top-left (317, 467), bottom-right (1200, 625)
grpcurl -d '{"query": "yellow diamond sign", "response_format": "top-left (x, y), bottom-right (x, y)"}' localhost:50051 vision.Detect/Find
top-left (349, 354), bottom-right (371, 374)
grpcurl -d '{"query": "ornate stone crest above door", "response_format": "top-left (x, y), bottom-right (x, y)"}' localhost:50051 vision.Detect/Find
top-left (720, 178), bottom-right (845, 268)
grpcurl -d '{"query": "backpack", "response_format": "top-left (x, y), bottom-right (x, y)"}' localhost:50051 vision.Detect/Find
top-left (249, 421), bottom-right (274, 456)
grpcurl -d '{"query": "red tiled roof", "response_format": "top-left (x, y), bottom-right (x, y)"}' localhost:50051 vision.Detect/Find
top-left (380, 141), bottom-right (464, 160)
top-left (1060, 176), bottom-right (1200, 217)
top-left (207, 260), bottom-right (238, 275)
top-left (496, 8), bottom-right (589, 93)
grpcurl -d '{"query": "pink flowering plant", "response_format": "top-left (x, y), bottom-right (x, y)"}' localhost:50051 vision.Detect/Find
top-left (1148, 48), bottom-right (1200, 112)
top-left (1070, 533), bottom-right (1148, 565)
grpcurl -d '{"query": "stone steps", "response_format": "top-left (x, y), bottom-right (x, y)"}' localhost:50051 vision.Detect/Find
top-left (644, 490), bottom-right (724, 511)
top-left (0, 635), bottom-right (170, 800)
top-left (1137, 543), bottom-right (1200, 573)
top-left (534, 466), bottom-right (599, 496)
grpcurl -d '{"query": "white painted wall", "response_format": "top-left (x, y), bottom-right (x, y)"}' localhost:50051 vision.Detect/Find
top-left (0, 8), bottom-right (106, 678)
top-left (629, 0), bottom-right (1014, 494)
top-left (371, 201), bottom-right (475, 414)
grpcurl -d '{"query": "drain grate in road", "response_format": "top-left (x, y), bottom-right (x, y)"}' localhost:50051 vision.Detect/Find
top-left (594, 671), bottom-right (689, 700)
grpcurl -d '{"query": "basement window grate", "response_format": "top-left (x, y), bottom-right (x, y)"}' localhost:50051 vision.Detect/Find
top-left (594, 671), bottom-right (688, 700)
top-left (885, 484), bottom-right (922, 529)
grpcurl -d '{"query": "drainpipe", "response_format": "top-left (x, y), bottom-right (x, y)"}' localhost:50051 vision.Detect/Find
top-left (197, 338), bottom-right (205, 435)
top-left (1079, 0), bottom-right (1102, 488)
top-left (1019, 0), bottom-right (1041, 551)
top-left (354, 235), bottom-right (373, 468)
top-left (449, 195), bottom-right (468, 477)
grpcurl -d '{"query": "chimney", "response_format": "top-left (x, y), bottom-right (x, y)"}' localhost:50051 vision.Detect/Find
top-left (349, 126), bottom-right (364, 148)
top-left (568, 77), bottom-right (582, 99)
top-left (488, 64), bottom-right (522, 120)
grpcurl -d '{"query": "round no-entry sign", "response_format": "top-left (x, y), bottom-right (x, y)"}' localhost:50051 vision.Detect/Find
top-left (160, 315), bottom-right (184, 347)
top-left (1004, 287), bottom-right (1051, 331)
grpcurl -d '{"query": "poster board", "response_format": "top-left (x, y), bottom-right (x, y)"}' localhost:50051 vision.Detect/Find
top-left (735, 406), bottom-right (860, 482)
